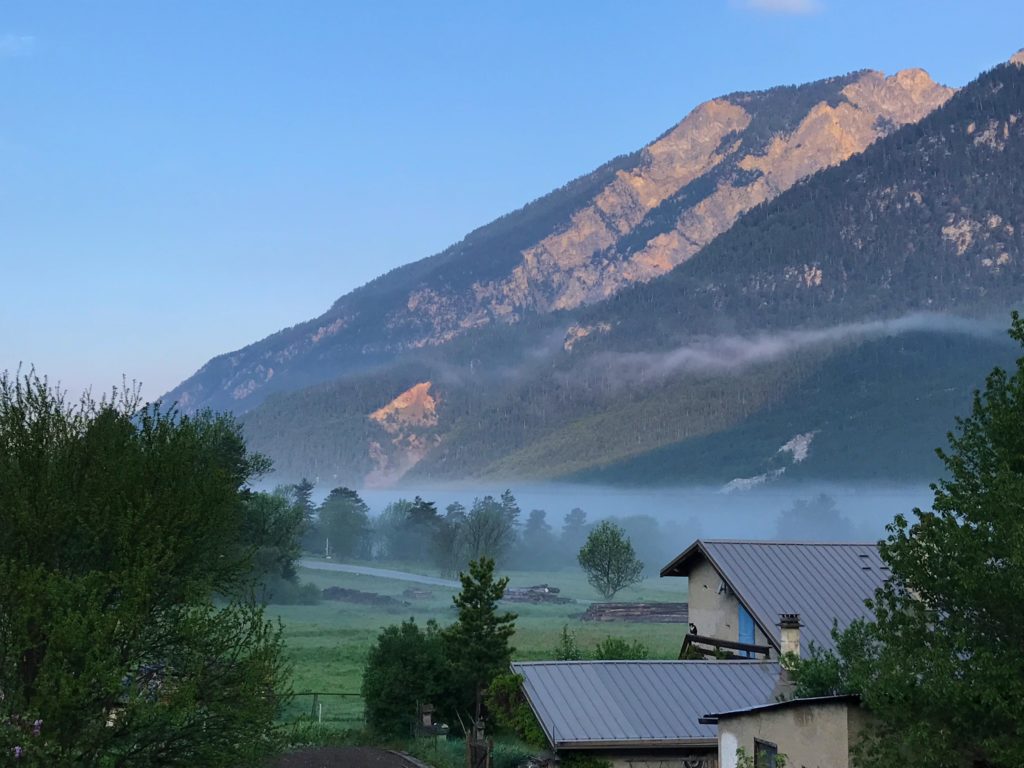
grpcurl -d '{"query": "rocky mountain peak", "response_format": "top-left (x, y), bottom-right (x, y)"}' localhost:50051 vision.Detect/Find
top-left (165, 65), bottom-right (956, 417)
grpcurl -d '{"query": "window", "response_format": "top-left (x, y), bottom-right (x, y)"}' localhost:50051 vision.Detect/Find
top-left (754, 739), bottom-right (778, 768)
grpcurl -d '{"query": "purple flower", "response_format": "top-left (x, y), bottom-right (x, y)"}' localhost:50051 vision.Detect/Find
top-left (32, 719), bottom-right (42, 736)
top-left (13, 745), bottom-right (24, 758)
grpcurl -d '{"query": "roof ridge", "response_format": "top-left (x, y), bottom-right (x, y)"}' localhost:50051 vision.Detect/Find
top-left (700, 539), bottom-right (880, 547)
top-left (511, 659), bottom-right (779, 666)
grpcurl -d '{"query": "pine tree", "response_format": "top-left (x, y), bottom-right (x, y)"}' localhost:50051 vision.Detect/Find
top-left (443, 558), bottom-right (517, 719)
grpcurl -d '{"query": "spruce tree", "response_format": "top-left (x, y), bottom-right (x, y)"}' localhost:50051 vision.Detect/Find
top-left (443, 558), bottom-right (516, 720)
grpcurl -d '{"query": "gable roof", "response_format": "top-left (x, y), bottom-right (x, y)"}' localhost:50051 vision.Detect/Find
top-left (661, 539), bottom-right (888, 655)
top-left (511, 660), bottom-right (780, 749)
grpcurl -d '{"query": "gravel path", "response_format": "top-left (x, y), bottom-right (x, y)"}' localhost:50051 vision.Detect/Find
top-left (297, 559), bottom-right (460, 589)
top-left (270, 746), bottom-right (430, 768)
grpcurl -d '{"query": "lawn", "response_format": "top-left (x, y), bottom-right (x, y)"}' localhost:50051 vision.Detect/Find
top-left (271, 563), bottom-right (689, 727)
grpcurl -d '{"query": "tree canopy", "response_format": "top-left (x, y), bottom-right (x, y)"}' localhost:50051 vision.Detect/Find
top-left (577, 520), bottom-right (644, 599)
top-left (0, 373), bottom-right (289, 766)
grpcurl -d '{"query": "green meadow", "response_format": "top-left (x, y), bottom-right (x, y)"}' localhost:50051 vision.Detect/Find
top-left (272, 564), bottom-right (689, 727)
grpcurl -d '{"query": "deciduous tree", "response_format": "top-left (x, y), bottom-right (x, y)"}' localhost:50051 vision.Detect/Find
top-left (577, 521), bottom-right (644, 599)
top-left (0, 372), bottom-right (289, 766)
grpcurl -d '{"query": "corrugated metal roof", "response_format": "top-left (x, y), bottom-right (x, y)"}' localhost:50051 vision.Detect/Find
top-left (664, 540), bottom-right (887, 655)
top-left (510, 660), bottom-right (780, 748)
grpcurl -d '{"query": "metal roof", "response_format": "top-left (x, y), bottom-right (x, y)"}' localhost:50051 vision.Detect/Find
top-left (510, 660), bottom-right (780, 748)
top-left (661, 540), bottom-right (888, 655)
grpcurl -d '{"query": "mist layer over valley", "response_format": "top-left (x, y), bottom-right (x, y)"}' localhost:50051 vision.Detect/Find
top-left (284, 481), bottom-right (931, 577)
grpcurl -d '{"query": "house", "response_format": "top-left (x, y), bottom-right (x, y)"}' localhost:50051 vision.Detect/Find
top-left (702, 694), bottom-right (871, 768)
top-left (660, 540), bottom-right (887, 658)
top-left (511, 660), bottom-right (780, 768)
top-left (513, 540), bottom-right (886, 767)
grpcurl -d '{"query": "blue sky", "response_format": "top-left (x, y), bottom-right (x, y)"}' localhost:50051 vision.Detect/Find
top-left (1, 1), bottom-right (1021, 400)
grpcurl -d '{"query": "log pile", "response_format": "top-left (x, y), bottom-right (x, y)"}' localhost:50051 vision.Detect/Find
top-left (320, 587), bottom-right (409, 607)
top-left (580, 602), bottom-right (688, 623)
top-left (503, 584), bottom-right (574, 604)
top-left (402, 587), bottom-right (434, 600)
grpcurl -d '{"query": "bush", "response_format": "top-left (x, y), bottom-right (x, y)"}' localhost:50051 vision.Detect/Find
top-left (484, 673), bottom-right (548, 749)
top-left (362, 618), bottom-right (447, 735)
top-left (553, 625), bottom-right (583, 660)
top-left (261, 575), bottom-right (322, 605)
top-left (593, 636), bottom-right (649, 660)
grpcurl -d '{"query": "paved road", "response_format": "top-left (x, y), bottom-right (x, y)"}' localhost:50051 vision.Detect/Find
top-left (297, 559), bottom-right (460, 589)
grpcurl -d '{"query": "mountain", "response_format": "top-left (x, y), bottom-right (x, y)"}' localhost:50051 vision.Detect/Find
top-left (167, 68), bottom-right (951, 416)
top-left (175, 55), bottom-right (1024, 489)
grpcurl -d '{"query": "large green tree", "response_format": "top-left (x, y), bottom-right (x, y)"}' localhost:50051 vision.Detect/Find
top-left (795, 312), bottom-right (1024, 767)
top-left (443, 558), bottom-right (517, 720)
top-left (577, 520), bottom-right (644, 599)
top-left (317, 486), bottom-right (371, 559)
top-left (0, 373), bottom-right (289, 766)
top-left (242, 488), bottom-right (314, 604)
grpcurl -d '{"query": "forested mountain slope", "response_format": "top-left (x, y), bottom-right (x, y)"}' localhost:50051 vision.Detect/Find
top-left (166, 68), bottom-right (951, 416)
top-left (576, 58), bottom-right (1024, 347)
top-left (237, 56), bottom-right (1024, 487)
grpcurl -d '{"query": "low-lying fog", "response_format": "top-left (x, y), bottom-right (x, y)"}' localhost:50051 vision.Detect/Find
top-left (338, 482), bottom-right (931, 573)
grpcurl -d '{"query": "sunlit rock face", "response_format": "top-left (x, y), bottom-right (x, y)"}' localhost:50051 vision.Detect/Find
top-left (468, 69), bottom-right (952, 321)
top-left (365, 382), bottom-right (441, 487)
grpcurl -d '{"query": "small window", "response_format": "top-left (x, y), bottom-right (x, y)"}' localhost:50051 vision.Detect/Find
top-left (754, 739), bottom-right (778, 768)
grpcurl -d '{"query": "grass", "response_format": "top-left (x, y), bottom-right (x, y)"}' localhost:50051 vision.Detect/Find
top-left (272, 562), bottom-right (689, 727)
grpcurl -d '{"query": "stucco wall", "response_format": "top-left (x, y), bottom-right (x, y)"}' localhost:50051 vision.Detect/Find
top-left (717, 702), bottom-right (860, 768)
top-left (604, 751), bottom-right (716, 768)
top-left (686, 556), bottom-right (774, 656)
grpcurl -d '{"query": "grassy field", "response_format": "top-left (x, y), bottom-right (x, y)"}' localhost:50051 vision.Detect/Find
top-left (271, 563), bottom-right (689, 726)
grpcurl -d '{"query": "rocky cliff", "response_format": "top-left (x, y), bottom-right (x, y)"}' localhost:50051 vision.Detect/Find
top-left (165, 67), bottom-right (952, 416)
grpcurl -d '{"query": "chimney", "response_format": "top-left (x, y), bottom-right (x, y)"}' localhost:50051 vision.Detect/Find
top-left (779, 613), bottom-right (802, 660)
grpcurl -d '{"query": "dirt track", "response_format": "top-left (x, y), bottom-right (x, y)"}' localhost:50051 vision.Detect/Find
top-left (270, 746), bottom-right (429, 768)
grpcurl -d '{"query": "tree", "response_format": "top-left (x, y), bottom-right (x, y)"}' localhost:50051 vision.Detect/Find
top-left (793, 312), bottom-right (1024, 767)
top-left (317, 487), bottom-right (371, 559)
top-left (460, 496), bottom-right (516, 563)
top-left (514, 509), bottom-right (556, 567)
top-left (561, 507), bottom-right (588, 552)
top-left (577, 521), bottom-right (644, 599)
top-left (442, 558), bottom-right (517, 719)
top-left (292, 477), bottom-right (316, 524)
top-left (0, 372), bottom-right (288, 766)
top-left (241, 488), bottom-right (309, 603)
top-left (499, 489), bottom-right (521, 528)
top-left (374, 499), bottom-right (414, 560)
top-left (434, 503), bottom-right (468, 577)
top-left (775, 494), bottom-right (855, 541)
top-left (361, 618), bottom-right (446, 736)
